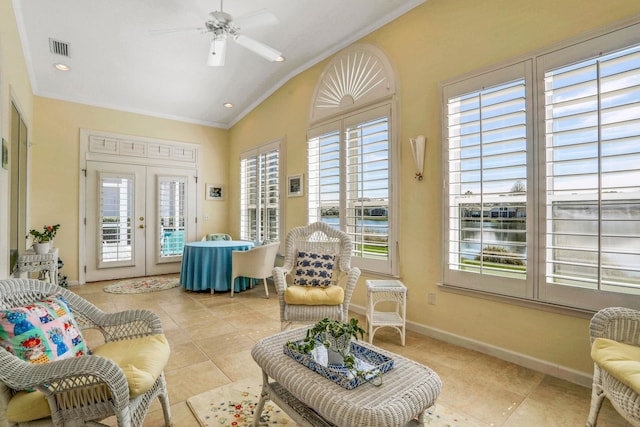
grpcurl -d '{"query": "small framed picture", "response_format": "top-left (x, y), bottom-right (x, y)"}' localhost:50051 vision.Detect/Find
top-left (287, 174), bottom-right (303, 197)
top-left (206, 184), bottom-right (224, 201)
top-left (1, 138), bottom-right (7, 170)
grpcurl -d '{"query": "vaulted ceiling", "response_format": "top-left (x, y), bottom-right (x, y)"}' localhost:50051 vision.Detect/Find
top-left (13, 0), bottom-right (426, 128)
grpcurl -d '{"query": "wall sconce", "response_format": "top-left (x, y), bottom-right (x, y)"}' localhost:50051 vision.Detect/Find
top-left (409, 135), bottom-right (426, 181)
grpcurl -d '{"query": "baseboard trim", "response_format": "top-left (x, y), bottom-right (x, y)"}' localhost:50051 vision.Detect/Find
top-left (349, 303), bottom-right (592, 388)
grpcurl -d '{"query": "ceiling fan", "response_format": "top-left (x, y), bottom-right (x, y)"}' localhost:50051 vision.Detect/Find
top-left (173, 0), bottom-right (284, 67)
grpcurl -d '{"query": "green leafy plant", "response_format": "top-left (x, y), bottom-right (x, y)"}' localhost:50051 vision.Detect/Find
top-left (27, 224), bottom-right (60, 243)
top-left (286, 318), bottom-right (382, 386)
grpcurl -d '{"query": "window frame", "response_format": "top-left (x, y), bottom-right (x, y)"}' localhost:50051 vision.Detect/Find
top-left (308, 101), bottom-right (399, 276)
top-left (239, 139), bottom-right (283, 245)
top-left (441, 19), bottom-right (640, 312)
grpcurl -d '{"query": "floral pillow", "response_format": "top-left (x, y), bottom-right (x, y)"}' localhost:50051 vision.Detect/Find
top-left (0, 295), bottom-right (89, 365)
top-left (293, 251), bottom-right (335, 287)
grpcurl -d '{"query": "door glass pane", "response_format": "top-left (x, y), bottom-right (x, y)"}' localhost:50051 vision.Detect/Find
top-left (99, 173), bottom-right (133, 265)
top-left (159, 176), bottom-right (186, 257)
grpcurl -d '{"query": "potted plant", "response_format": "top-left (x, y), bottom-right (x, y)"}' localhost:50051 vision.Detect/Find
top-left (27, 224), bottom-right (60, 254)
top-left (286, 318), bottom-right (382, 385)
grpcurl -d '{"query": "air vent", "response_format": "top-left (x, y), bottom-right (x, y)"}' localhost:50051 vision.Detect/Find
top-left (48, 38), bottom-right (70, 57)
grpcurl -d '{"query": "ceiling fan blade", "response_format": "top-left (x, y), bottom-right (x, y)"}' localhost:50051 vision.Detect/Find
top-left (233, 34), bottom-right (282, 62)
top-left (232, 9), bottom-right (279, 30)
top-left (207, 38), bottom-right (227, 67)
top-left (148, 27), bottom-right (205, 36)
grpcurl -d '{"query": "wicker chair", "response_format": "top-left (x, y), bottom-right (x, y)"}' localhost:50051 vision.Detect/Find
top-left (587, 307), bottom-right (640, 426)
top-left (201, 233), bottom-right (232, 241)
top-left (0, 278), bottom-right (171, 427)
top-left (273, 222), bottom-right (361, 330)
top-left (231, 242), bottom-right (280, 298)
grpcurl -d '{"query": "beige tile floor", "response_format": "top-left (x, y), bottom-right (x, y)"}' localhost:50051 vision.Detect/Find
top-left (72, 277), bottom-right (631, 427)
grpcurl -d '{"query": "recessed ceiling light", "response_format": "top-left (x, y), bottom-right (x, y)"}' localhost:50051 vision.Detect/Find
top-left (275, 56), bottom-right (286, 62)
top-left (223, 103), bottom-right (233, 108)
top-left (54, 63), bottom-right (70, 71)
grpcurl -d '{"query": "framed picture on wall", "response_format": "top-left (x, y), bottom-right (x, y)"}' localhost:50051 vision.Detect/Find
top-left (287, 174), bottom-right (303, 197)
top-left (206, 184), bottom-right (224, 201)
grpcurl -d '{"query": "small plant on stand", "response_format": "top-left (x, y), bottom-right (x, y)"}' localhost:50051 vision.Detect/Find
top-left (27, 224), bottom-right (60, 254)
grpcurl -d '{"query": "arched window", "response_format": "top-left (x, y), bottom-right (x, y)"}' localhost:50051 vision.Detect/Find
top-left (307, 43), bottom-right (398, 275)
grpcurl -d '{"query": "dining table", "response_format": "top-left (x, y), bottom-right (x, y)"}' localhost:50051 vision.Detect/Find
top-left (180, 240), bottom-right (254, 293)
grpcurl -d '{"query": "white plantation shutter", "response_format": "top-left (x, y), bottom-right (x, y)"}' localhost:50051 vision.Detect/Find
top-left (98, 173), bottom-right (134, 267)
top-left (262, 147), bottom-right (280, 242)
top-left (443, 61), bottom-right (532, 297)
top-left (541, 43), bottom-right (640, 305)
top-left (308, 123), bottom-right (340, 225)
top-left (240, 155), bottom-right (258, 242)
top-left (157, 175), bottom-right (187, 260)
top-left (344, 106), bottom-right (390, 270)
top-left (240, 141), bottom-right (281, 243)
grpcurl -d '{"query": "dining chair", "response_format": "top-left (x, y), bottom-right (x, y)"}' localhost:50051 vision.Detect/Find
top-left (273, 222), bottom-right (361, 330)
top-left (230, 242), bottom-right (280, 298)
top-left (0, 278), bottom-right (171, 427)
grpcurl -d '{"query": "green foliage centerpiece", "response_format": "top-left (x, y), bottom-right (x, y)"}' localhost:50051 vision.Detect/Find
top-left (286, 318), bottom-right (382, 386)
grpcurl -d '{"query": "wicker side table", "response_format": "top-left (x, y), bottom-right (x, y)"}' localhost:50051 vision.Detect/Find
top-left (15, 247), bottom-right (59, 285)
top-left (366, 279), bottom-right (407, 346)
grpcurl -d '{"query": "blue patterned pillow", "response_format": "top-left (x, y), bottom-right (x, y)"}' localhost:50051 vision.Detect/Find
top-left (293, 251), bottom-right (335, 287)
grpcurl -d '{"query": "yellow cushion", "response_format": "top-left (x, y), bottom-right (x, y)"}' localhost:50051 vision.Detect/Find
top-left (5, 389), bottom-right (51, 423)
top-left (91, 334), bottom-right (170, 397)
top-left (591, 337), bottom-right (640, 395)
top-left (6, 334), bottom-right (170, 423)
top-left (284, 284), bottom-right (344, 305)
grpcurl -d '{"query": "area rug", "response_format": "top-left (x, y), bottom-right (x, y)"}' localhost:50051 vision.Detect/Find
top-left (187, 379), bottom-right (486, 427)
top-left (102, 275), bottom-right (180, 294)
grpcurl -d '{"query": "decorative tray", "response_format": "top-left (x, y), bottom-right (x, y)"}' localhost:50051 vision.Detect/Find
top-left (283, 339), bottom-right (394, 389)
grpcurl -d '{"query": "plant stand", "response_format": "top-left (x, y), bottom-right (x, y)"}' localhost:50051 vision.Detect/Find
top-left (14, 247), bottom-right (59, 285)
top-left (366, 279), bottom-right (407, 346)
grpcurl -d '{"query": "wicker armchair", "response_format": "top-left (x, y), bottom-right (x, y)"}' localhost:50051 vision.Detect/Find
top-left (273, 222), bottom-right (361, 330)
top-left (587, 307), bottom-right (640, 426)
top-left (0, 278), bottom-right (171, 427)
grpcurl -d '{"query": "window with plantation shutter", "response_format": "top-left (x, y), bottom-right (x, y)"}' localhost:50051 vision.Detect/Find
top-left (442, 20), bottom-right (640, 311)
top-left (443, 61), bottom-right (532, 298)
top-left (308, 104), bottom-right (396, 275)
top-left (240, 141), bottom-right (281, 244)
top-left (540, 40), bottom-right (640, 308)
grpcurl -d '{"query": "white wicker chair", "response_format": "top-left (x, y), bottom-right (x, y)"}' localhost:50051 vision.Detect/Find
top-left (587, 307), bottom-right (640, 427)
top-left (0, 278), bottom-right (171, 427)
top-left (231, 242), bottom-right (280, 298)
top-left (273, 222), bottom-right (361, 330)
top-left (201, 233), bottom-right (232, 241)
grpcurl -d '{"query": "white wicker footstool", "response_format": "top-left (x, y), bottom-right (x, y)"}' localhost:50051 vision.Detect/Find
top-left (251, 327), bottom-right (442, 427)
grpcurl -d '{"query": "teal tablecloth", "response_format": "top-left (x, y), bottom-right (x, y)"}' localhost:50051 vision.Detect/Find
top-left (180, 240), bottom-right (254, 292)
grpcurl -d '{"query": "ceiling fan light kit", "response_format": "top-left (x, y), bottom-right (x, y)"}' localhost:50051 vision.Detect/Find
top-left (208, 38), bottom-right (227, 67)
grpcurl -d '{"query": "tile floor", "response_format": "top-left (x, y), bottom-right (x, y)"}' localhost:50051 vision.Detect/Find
top-left (71, 277), bottom-right (630, 427)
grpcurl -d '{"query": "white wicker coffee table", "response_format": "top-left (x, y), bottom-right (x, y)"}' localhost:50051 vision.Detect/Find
top-left (251, 327), bottom-right (442, 427)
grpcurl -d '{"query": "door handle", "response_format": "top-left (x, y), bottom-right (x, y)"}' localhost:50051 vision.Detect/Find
top-left (139, 224), bottom-right (145, 229)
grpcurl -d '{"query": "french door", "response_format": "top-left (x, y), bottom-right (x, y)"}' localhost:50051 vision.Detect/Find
top-left (85, 161), bottom-right (197, 282)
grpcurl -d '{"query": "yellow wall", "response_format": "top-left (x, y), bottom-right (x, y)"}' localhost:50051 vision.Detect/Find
top-left (30, 97), bottom-right (229, 281)
top-left (0, 0), bottom-right (34, 276)
top-left (229, 0), bottom-right (640, 377)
